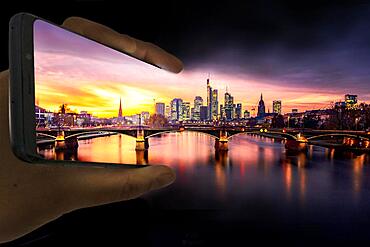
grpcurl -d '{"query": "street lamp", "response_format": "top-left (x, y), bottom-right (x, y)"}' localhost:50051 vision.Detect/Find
top-left (355, 117), bottom-right (360, 131)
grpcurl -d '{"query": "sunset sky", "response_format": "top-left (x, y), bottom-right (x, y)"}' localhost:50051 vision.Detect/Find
top-left (34, 18), bottom-right (370, 118)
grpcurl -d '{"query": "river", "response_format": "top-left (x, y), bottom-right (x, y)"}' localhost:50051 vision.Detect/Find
top-left (35, 131), bottom-right (370, 244)
top-left (38, 131), bottom-right (370, 210)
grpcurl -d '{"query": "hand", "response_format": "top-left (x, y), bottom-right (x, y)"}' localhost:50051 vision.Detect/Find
top-left (0, 17), bottom-right (183, 243)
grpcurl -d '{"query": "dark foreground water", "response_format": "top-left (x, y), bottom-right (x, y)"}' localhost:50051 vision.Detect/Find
top-left (18, 132), bottom-right (370, 246)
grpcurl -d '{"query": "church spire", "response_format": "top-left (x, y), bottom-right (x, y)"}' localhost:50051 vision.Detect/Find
top-left (118, 97), bottom-right (123, 118)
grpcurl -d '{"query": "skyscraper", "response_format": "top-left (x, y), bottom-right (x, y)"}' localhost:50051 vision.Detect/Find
top-left (181, 102), bottom-right (191, 121)
top-left (220, 104), bottom-right (225, 119)
top-left (165, 105), bottom-right (171, 119)
top-left (155, 102), bottom-right (165, 116)
top-left (170, 98), bottom-right (183, 121)
top-left (233, 104), bottom-right (236, 119)
top-left (243, 110), bottom-right (250, 119)
top-left (273, 100), bottom-right (282, 114)
top-left (211, 89), bottom-right (218, 120)
top-left (257, 93), bottom-right (266, 118)
top-left (206, 77), bottom-right (212, 120)
top-left (193, 96), bottom-right (203, 120)
top-left (200, 106), bottom-right (208, 121)
top-left (224, 92), bottom-right (234, 120)
top-left (235, 103), bottom-right (242, 119)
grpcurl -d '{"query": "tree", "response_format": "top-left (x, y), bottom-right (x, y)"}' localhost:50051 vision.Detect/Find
top-left (58, 104), bottom-right (76, 114)
top-left (272, 114), bottom-right (285, 128)
top-left (148, 114), bottom-right (169, 128)
top-left (303, 115), bottom-right (319, 129)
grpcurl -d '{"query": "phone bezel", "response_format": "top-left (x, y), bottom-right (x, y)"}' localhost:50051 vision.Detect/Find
top-left (9, 12), bottom-right (158, 168)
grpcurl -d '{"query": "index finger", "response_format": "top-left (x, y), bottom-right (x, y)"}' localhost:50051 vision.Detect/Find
top-left (62, 17), bottom-right (183, 73)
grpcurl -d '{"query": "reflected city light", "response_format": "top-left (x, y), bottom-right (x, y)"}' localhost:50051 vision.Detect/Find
top-left (37, 131), bottom-right (370, 210)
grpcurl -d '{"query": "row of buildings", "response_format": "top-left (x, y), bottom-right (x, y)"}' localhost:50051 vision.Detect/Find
top-left (35, 98), bottom-right (151, 128)
top-left (154, 77), bottom-right (283, 123)
top-left (154, 77), bottom-right (361, 126)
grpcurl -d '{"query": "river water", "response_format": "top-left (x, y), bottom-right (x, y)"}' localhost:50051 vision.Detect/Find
top-left (39, 131), bottom-right (370, 210)
top-left (36, 131), bottom-right (370, 244)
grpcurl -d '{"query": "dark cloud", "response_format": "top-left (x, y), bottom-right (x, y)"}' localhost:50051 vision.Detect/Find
top-left (167, 1), bottom-right (370, 96)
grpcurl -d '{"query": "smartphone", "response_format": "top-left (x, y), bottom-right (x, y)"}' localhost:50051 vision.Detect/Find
top-left (9, 13), bottom-right (172, 167)
top-left (9, 13), bottom-right (370, 169)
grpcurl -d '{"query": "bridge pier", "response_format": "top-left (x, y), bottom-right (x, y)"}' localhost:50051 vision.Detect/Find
top-left (55, 130), bottom-right (66, 150)
top-left (55, 140), bottom-right (66, 150)
top-left (285, 139), bottom-right (308, 154)
top-left (135, 128), bottom-right (149, 150)
top-left (136, 150), bottom-right (149, 165)
top-left (55, 136), bottom-right (79, 151)
top-left (215, 139), bottom-right (229, 151)
top-left (215, 129), bottom-right (229, 151)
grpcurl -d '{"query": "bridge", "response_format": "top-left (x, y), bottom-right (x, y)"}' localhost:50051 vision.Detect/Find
top-left (36, 126), bottom-right (370, 153)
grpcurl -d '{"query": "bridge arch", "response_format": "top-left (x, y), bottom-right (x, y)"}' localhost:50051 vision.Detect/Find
top-left (36, 133), bottom-right (58, 139)
top-left (145, 129), bottom-right (220, 140)
top-left (64, 131), bottom-right (137, 140)
top-left (227, 131), bottom-right (297, 140)
top-left (307, 133), bottom-right (370, 141)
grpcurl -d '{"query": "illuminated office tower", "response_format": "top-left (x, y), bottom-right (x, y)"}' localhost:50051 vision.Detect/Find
top-left (206, 77), bottom-right (212, 120)
top-left (170, 98), bottom-right (183, 121)
top-left (273, 100), bottom-right (282, 114)
top-left (181, 102), bottom-right (191, 121)
top-left (155, 102), bottom-right (165, 116)
top-left (200, 106), bottom-right (208, 121)
top-left (165, 105), bottom-right (171, 119)
top-left (244, 110), bottom-right (250, 119)
top-left (193, 96), bottom-right (203, 120)
top-left (224, 92), bottom-right (234, 120)
top-left (220, 104), bottom-right (225, 119)
top-left (235, 103), bottom-right (242, 119)
top-left (233, 104), bottom-right (236, 119)
top-left (257, 93), bottom-right (266, 117)
top-left (345, 94), bottom-right (358, 109)
top-left (211, 89), bottom-right (218, 120)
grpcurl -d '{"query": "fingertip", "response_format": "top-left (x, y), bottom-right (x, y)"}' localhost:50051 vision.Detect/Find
top-left (62, 16), bottom-right (85, 27)
top-left (161, 57), bottom-right (184, 74)
top-left (148, 165), bottom-right (176, 189)
top-left (171, 58), bottom-right (184, 74)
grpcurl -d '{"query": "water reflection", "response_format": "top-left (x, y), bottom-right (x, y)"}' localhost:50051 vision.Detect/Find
top-left (38, 131), bottom-right (370, 210)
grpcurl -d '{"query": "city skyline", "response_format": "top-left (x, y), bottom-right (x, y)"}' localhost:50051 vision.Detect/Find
top-left (35, 75), bottom-right (369, 120)
top-left (34, 20), bottom-right (370, 119)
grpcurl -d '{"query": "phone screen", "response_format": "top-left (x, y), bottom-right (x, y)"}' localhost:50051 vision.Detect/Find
top-left (33, 19), bottom-right (179, 165)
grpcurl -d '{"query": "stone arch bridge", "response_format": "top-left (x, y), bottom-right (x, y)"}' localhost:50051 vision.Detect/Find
top-left (36, 127), bottom-right (370, 152)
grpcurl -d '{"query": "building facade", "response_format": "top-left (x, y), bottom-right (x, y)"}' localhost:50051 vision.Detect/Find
top-left (155, 102), bottom-right (165, 116)
top-left (224, 92), bottom-right (234, 120)
top-left (193, 96), bottom-right (203, 120)
top-left (170, 98), bottom-right (183, 121)
top-left (273, 100), bottom-right (282, 114)
top-left (257, 93), bottom-right (266, 118)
